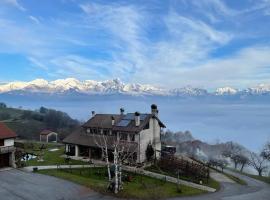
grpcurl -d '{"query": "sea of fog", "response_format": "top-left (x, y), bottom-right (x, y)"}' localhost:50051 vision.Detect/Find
top-left (3, 95), bottom-right (270, 152)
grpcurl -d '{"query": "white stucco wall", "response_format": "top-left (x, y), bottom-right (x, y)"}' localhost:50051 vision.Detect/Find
top-left (138, 118), bottom-right (161, 163)
top-left (4, 138), bottom-right (14, 147)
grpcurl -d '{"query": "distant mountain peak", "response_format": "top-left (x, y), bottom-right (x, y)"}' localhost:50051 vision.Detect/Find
top-left (1, 78), bottom-right (270, 97)
top-left (215, 87), bottom-right (238, 95)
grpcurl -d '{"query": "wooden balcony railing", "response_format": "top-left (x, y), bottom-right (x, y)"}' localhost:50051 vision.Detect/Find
top-left (0, 146), bottom-right (15, 154)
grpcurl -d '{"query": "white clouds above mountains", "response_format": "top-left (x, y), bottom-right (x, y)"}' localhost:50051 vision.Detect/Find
top-left (0, 0), bottom-right (269, 89)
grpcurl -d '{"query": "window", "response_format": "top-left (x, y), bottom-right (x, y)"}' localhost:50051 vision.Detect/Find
top-left (143, 123), bottom-right (149, 130)
top-left (103, 129), bottom-right (109, 135)
top-left (0, 139), bottom-right (4, 146)
top-left (129, 134), bottom-right (135, 142)
top-left (86, 128), bottom-right (90, 134)
top-left (120, 132), bottom-right (128, 141)
top-left (90, 128), bottom-right (97, 134)
top-left (112, 131), bottom-right (117, 137)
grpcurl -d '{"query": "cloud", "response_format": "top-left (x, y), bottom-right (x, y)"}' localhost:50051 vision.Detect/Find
top-left (0, 0), bottom-right (269, 89)
top-left (29, 16), bottom-right (40, 24)
top-left (2, 0), bottom-right (26, 11)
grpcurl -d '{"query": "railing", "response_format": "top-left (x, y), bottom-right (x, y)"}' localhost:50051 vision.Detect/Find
top-left (0, 146), bottom-right (15, 154)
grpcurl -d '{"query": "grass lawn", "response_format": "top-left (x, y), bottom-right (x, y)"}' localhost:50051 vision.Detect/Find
top-left (145, 165), bottom-right (220, 190)
top-left (222, 171), bottom-right (247, 185)
top-left (37, 167), bottom-right (206, 199)
top-left (22, 143), bottom-right (86, 166)
top-left (230, 169), bottom-right (270, 185)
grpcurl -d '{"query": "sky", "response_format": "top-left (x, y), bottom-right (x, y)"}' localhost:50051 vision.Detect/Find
top-left (0, 0), bottom-right (270, 89)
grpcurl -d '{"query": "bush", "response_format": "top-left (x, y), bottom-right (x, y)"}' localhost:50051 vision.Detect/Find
top-left (0, 112), bottom-right (11, 120)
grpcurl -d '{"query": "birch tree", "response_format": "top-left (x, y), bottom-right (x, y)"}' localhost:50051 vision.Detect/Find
top-left (110, 136), bottom-right (138, 193)
top-left (93, 133), bottom-right (112, 181)
top-left (93, 131), bottom-right (137, 193)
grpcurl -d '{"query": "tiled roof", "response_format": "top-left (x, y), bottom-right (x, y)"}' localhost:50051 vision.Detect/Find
top-left (63, 127), bottom-right (138, 151)
top-left (40, 130), bottom-right (56, 135)
top-left (82, 113), bottom-right (166, 133)
top-left (0, 122), bottom-right (17, 139)
top-left (83, 114), bottom-right (122, 129)
top-left (63, 112), bottom-right (166, 148)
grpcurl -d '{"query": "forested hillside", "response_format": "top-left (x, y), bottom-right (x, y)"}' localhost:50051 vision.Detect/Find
top-left (0, 102), bottom-right (80, 140)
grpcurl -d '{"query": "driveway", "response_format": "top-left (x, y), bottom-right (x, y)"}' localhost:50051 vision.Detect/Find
top-left (172, 170), bottom-right (270, 200)
top-left (0, 169), bottom-right (114, 200)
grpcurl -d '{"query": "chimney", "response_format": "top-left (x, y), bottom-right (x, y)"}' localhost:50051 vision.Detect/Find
top-left (91, 111), bottom-right (96, 117)
top-left (111, 116), bottom-right (115, 126)
top-left (120, 107), bottom-right (125, 115)
top-left (151, 104), bottom-right (158, 116)
top-left (135, 112), bottom-right (140, 126)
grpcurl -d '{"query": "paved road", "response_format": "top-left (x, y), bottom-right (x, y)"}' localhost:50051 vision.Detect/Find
top-left (0, 169), bottom-right (115, 200)
top-left (172, 170), bottom-right (270, 200)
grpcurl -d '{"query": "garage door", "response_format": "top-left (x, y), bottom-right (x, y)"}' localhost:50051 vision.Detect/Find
top-left (0, 153), bottom-right (9, 168)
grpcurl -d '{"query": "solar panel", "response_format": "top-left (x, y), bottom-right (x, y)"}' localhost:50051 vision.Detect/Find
top-left (116, 119), bottom-right (130, 127)
top-left (123, 113), bottom-right (134, 120)
top-left (140, 114), bottom-right (148, 120)
top-left (123, 113), bottom-right (148, 121)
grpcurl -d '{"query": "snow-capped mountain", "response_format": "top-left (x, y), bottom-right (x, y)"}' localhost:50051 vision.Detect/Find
top-left (1, 78), bottom-right (270, 97)
top-left (0, 78), bottom-right (165, 96)
top-left (215, 87), bottom-right (238, 95)
top-left (170, 86), bottom-right (208, 96)
top-left (243, 84), bottom-right (270, 95)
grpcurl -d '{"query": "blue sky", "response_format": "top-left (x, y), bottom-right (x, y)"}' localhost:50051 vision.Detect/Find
top-left (0, 0), bottom-right (270, 89)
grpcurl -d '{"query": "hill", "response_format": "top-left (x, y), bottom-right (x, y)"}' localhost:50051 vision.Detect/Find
top-left (0, 102), bottom-right (80, 140)
top-left (162, 130), bottom-right (251, 161)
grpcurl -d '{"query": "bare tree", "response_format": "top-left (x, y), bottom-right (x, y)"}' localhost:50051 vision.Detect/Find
top-left (93, 132), bottom-right (137, 194)
top-left (249, 152), bottom-right (268, 176)
top-left (261, 142), bottom-right (270, 161)
top-left (208, 158), bottom-right (228, 172)
top-left (238, 154), bottom-right (249, 172)
top-left (111, 137), bottom-right (138, 193)
top-left (222, 142), bottom-right (245, 169)
top-left (93, 133), bottom-right (113, 182)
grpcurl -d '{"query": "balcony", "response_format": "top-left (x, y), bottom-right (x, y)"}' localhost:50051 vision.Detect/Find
top-left (0, 146), bottom-right (15, 154)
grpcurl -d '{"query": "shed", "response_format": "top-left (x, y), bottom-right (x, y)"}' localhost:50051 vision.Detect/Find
top-left (40, 130), bottom-right (58, 143)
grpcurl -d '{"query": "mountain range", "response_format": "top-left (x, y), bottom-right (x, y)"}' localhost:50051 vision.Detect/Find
top-left (1, 78), bottom-right (270, 97)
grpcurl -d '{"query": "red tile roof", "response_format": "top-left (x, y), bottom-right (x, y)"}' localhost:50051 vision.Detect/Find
top-left (0, 122), bottom-right (17, 139)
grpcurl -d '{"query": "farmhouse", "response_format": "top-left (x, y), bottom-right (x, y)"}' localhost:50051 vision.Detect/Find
top-left (0, 122), bottom-right (17, 168)
top-left (63, 104), bottom-right (166, 163)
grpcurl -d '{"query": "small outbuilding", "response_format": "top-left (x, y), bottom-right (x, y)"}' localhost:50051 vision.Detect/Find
top-left (40, 130), bottom-right (58, 143)
top-left (0, 122), bottom-right (17, 168)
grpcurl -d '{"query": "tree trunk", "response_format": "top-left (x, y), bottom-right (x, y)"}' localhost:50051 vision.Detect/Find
top-left (234, 162), bottom-right (238, 169)
top-left (240, 164), bottom-right (245, 172)
top-left (105, 147), bottom-right (111, 181)
top-left (114, 148), bottom-right (118, 194)
top-left (119, 165), bottom-right (122, 189)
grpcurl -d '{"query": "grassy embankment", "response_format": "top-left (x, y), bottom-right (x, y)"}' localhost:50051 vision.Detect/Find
top-left (145, 165), bottom-right (220, 190)
top-left (230, 169), bottom-right (270, 185)
top-left (38, 167), bottom-right (206, 199)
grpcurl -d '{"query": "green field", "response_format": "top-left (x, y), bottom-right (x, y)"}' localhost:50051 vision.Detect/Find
top-left (21, 143), bottom-right (86, 166)
top-left (38, 167), bottom-right (206, 199)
